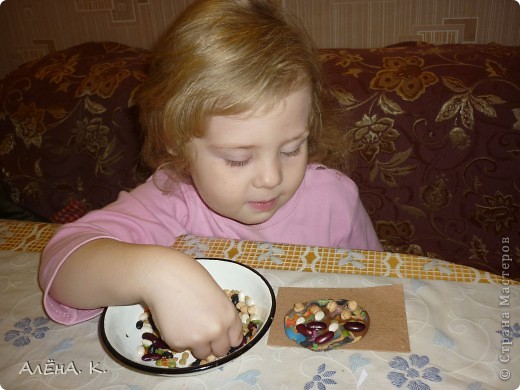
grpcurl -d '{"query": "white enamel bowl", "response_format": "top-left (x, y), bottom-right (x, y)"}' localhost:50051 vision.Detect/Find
top-left (99, 258), bottom-right (276, 375)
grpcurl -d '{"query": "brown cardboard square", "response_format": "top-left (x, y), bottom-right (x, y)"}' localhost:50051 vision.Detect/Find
top-left (268, 284), bottom-right (410, 352)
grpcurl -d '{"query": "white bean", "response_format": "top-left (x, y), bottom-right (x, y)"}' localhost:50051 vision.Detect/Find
top-left (329, 321), bottom-right (339, 332)
top-left (240, 313), bottom-right (250, 324)
top-left (238, 291), bottom-right (245, 302)
top-left (314, 310), bottom-right (325, 321)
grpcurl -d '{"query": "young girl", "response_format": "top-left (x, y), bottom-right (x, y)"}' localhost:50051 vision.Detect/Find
top-left (40, 0), bottom-right (382, 360)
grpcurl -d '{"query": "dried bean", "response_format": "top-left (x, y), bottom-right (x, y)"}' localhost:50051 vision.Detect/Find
top-left (315, 331), bottom-right (334, 344)
top-left (314, 310), bottom-right (325, 321)
top-left (344, 321), bottom-right (365, 332)
top-left (307, 321), bottom-right (327, 330)
top-left (296, 323), bottom-right (314, 337)
top-left (326, 301), bottom-right (338, 312)
top-left (142, 332), bottom-right (158, 342)
top-left (340, 309), bottom-right (351, 321)
top-left (154, 339), bottom-right (170, 350)
top-left (142, 353), bottom-right (162, 361)
top-left (328, 321), bottom-right (339, 332)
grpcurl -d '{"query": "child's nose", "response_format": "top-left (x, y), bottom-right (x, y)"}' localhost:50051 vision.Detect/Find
top-left (253, 158), bottom-right (283, 189)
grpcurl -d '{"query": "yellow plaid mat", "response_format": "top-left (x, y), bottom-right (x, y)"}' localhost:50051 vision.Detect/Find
top-left (0, 219), bottom-right (512, 284)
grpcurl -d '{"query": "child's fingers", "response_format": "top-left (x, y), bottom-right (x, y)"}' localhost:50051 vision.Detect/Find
top-left (210, 337), bottom-right (233, 358)
top-left (190, 343), bottom-right (212, 360)
top-left (229, 318), bottom-right (244, 347)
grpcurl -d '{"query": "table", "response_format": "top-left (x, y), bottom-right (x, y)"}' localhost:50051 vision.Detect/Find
top-left (0, 220), bottom-right (518, 389)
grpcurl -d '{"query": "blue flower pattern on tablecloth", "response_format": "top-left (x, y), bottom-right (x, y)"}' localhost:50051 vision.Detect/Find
top-left (257, 242), bottom-right (284, 264)
top-left (423, 259), bottom-right (452, 275)
top-left (4, 316), bottom-right (50, 347)
top-left (387, 354), bottom-right (442, 389)
top-left (496, 322), bottom-right (520, 343)
top-left (433, 329), bottom-right (454, 349)
top-left (467, 382), bottom-right (484, 390)
top-left (349, 353), bottom-right (370, 373)
top-left (337, 250), bottom-right (365, 269)
top-left (234, 369), bottom-right (260, 385)
top-left (181, 235), bottom-right (209, 257)
top-left (410, 278), bottom-right (428, 292)
top-left (304, 364), bottom-right (337, 390)
top-left (51, 338), bottom-right (74, 353)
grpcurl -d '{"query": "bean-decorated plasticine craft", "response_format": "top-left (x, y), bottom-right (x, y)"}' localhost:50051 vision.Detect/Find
top-left (284, 298), bottom-right (369, 351)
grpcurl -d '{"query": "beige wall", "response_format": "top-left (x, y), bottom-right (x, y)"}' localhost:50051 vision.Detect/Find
top-left (1, 0), bottom-right (519, 78)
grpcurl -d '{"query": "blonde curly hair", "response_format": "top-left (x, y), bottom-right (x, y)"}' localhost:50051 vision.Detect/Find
top-left (138, 0), bottom-right (350, 182)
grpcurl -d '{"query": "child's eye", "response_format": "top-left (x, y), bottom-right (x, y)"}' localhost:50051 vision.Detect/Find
top-left (225, 159), bottom-right (250, 167)
top-left (281, 145), bottom-right (302, 158)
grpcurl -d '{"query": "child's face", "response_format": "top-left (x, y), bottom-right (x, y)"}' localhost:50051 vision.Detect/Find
top-left (188, 87), bottom-right (311, 225)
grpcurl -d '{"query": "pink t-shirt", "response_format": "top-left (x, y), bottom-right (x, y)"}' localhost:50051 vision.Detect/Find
top-left (39, 164), bottom-right (382, 324)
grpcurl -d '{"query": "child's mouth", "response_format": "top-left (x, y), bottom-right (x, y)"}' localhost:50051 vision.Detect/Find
top-left (248, 198), bottom-right (278, 212)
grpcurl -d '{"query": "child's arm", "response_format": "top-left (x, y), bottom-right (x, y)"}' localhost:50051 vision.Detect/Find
top-left (50, 238), bottom-right (244, 359)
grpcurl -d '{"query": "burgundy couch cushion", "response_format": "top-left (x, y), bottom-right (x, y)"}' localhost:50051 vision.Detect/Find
top-left (0, 42), bottom-right (153, 222)
top-left (320, 43), bottom-right (520, 278)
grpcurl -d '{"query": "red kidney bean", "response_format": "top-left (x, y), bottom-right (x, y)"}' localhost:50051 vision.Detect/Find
top-left (307, 321), bottom-right (327, 330)
top-left (296, 323), bottom-right (314, 337)
top-left (315, 331), bottom-right (334, 344)
top-left (142, 353), bottom-right (162, 361)
top-left (142, 332), bottom-right (158, 342)
top-left (344, 321), bottom-right (366, 332)
top-left (154, 339), bottom-right (171, 350)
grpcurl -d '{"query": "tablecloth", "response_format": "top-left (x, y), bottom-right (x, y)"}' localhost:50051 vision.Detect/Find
top-left (0, 220), bottom-right (518, 389)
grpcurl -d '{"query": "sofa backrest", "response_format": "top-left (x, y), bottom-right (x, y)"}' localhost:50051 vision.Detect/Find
top-left (320, 43), bottom-right (520, 277)
top-left (0, 42), bottom-right (152, 223)
top-left (1, 41), bottom-right (518, 278)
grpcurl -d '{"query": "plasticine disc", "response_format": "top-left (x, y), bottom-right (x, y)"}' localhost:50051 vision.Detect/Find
top-left (284, 298), bottom-right (369, 351)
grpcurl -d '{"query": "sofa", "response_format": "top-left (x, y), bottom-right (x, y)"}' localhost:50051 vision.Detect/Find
top-left (1, 41), bottom-right (519, 279)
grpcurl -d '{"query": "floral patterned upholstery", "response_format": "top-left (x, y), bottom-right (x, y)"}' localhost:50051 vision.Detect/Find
top-left (0, 42), bottom-right (152, 222)
top-left (320, 42), bottom-right (520, 278)
top-left (0, 41), bottom-right (518, 277)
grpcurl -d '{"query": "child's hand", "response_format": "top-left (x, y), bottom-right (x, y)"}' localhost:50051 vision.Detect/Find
top-left (140, 250), bottom-right (244, 359)
top-left (49, 239), bottom-right (243, 359)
